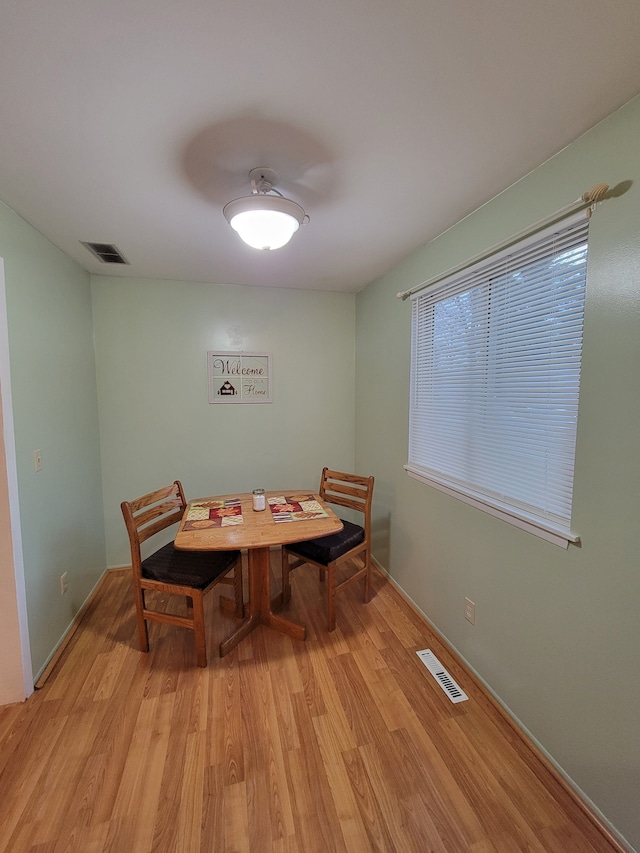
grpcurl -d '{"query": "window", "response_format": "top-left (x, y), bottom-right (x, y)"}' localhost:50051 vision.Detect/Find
top-left (407, 213), bottom-right (589, 547)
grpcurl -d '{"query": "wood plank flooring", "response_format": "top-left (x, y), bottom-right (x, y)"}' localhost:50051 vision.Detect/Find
top-left (0, 556), bottom-right (623, 852)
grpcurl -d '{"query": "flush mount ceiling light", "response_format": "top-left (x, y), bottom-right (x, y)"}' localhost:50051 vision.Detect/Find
top-left (223, 168), bottom-right (307, 250)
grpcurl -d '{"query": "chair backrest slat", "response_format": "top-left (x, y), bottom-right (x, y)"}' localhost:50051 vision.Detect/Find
top-left (319, 468), bottom-right (374, 521)
top-left (134, 497), bottom-right (183, 535)
top-left (127, 482), bottom-right (180, 515)
top-left (322, 492), bottom-right (365, 514)
top-left (121, 481), bottom-right (187, 566)
top-left (137, 507), bottom-right (184, 544)
top-left (323, 480), bottom-right (367, 502)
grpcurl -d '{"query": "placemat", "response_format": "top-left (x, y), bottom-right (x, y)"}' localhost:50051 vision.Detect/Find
top-left (268, 494), bottom-right (329, 523)
top-left (183, 498), bottom-right (243, 529)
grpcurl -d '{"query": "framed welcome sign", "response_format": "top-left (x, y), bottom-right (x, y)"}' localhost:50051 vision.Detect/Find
top-left (208, 351), bottom-right (272, 404)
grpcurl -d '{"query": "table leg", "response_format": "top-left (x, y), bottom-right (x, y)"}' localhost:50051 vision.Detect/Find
top-left (219, 546), bottom-right (306, 656)
top-left (219, 612), bottom-right (258, 657)
top-left (252, 546), bottom-right (306, 640)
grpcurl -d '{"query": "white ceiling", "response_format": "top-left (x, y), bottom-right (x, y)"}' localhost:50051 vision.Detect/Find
top-left (1, 0), bottom-right (639, 293)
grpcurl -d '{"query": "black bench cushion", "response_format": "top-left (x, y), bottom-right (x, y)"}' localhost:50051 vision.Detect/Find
top-left (286, 519), bottom-right (364, 566)
top-left (142, 542), bottom-right (240, 590)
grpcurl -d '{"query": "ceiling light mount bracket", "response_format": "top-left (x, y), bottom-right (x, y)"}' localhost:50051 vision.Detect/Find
top-left (248, 167), bottom-right (280, 195)
top-left (223, 166), bottom-right (307, 251)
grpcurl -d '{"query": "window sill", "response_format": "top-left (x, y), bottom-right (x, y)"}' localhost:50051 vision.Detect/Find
top-left (404, 465), bottom-right (580, 549)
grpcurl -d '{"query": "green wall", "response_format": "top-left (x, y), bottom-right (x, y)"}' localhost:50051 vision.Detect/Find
top-left (91, 276), bottom-right (356, 567)
top-left (0, 201), bottom-right (106, 678)
top-left (1, 91), bottom-right (638, 849)
top-left (355, 95), bottom-right (640, 850)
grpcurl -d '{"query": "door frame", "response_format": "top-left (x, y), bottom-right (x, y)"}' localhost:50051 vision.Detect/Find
top-left (0, 257), bottom-right (33, 703)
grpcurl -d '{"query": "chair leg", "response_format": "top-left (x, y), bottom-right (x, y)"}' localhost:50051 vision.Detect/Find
top-left (281, 548), bottom-right (291, 604)
top-left (192, 591), bottom-right (207, 668)
top-left (134, 586), bottom-right (150, 653)
top-left (326, 565), bottom-right (336, 632)
top-left (233, 556), bottom-right (244, 618)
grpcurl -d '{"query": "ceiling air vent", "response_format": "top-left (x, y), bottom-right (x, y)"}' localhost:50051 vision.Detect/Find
top-left (81, 242), bottom-right (129, 264)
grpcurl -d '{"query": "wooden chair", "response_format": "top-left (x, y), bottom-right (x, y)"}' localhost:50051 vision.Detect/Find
top-left (281, 468), bottom-right (374, 631)
top-left (121, 480), bottom-right (243, 667)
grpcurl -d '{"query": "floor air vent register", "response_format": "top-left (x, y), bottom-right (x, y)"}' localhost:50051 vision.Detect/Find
top-left (416, 649), bottom-right (469, 704)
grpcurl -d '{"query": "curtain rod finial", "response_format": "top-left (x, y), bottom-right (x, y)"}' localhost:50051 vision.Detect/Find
top-left (582, 183), bottom-right (609, 204)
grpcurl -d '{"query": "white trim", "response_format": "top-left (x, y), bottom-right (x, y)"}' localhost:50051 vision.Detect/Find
top-left (404, 465), bottom-right (579, 549)
top-left (407, 213), bottom-right (588, 549)
top-left (373, 558), bottom-right (629, 851)
top-left (34, 567), bottom-right (123, 687)
top-left (400, 206), bottom-right (593, 301)
top-left (0, 258), bottom-right (33, 699)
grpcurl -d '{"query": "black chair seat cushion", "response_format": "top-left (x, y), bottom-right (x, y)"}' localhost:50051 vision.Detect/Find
top-left (142, 542), bottom-right (240, 590)
top-left (287, 519), bottom-right (364, 566)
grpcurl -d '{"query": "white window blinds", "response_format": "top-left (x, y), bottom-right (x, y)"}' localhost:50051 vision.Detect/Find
top-left (407, 212), bottom-right (589, 546)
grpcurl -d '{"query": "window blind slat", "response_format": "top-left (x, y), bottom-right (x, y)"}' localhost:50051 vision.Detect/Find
top-left (409, 213), bottom-right (588, 540)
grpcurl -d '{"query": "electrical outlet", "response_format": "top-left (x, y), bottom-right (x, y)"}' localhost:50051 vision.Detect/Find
top-left (60, 572), bottom-right (68, 595)
top-left (464, 597), bottom-right (476, 625)
top-left (33, 449), bottom-right (42, 472)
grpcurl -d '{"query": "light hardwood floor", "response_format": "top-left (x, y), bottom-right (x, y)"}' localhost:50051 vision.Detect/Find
top-left (0, 556), bottom-right (624, 853)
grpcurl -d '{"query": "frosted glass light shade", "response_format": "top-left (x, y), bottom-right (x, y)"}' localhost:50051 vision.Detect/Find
top-left (223, 193), bottom-right (305, 250)
top-left (228, 209), bottom-right (299, 250)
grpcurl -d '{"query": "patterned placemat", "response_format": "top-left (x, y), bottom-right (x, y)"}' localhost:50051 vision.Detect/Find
top-left (268, 494), bottom-right (329, 523)
top-left (183, 498), bottom-right (243, 529)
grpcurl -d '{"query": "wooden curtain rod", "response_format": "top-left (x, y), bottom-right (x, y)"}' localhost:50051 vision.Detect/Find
top-left (396, 183), bottom-right (609, 301)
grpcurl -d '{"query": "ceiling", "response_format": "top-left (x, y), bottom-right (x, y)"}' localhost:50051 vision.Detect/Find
top-left (1, 1), bottom-right (639, 293)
